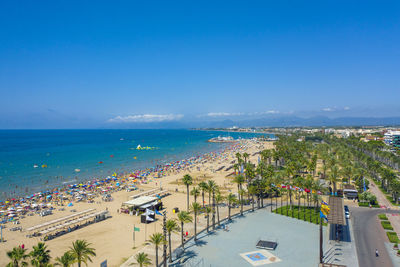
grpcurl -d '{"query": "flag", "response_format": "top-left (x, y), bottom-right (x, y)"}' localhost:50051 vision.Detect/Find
top-left (321, 200), bottom-right (328, 205)
top-left (134, 226), bottom-right (140, 232)
top-left (155, 209), bottom-right (163, 216)
top-left (145, 209), bottom-right (155, 216)
top-left (320, 211), bottom-right (328, 221)
top-left (321, 204), bottom-right (330, 215)
top-left (363, 177), bottom-right (366, 192)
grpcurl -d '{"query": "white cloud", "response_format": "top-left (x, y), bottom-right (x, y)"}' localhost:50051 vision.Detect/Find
top-left (206, 112), bottom-right (244, 117)
top-left (344, 106), bottom-right (350, 110)
top-left (322, 107), bottom-right (334, 112)
top-left (265, 110), bottom-right (280, 114)
top-left (107, 114), bottom-right (184, 123)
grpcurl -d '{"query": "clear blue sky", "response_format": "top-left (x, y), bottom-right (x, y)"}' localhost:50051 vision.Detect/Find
top-left (0, 1), bottom-right (399, 128)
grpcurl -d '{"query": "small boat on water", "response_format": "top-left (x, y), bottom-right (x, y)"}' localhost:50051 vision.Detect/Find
top-left (33, 164), bottom-right (39, 168)
top-left (75, 169), bottom-right (81, 172)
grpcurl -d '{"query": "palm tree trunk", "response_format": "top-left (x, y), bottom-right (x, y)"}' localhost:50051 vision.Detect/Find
top-left (212, 192), bottom-right (216, 230)
top-left (202, 192), bottom-right (205, 207)
top-left (181, 223), bottom-right (184, 249)
top-left (228, 205), bottom-right (231, 220)
top-left (194, 212), bottom-right (197, 241)
top-left (155, 247), bottom-right (158, 267)
top-left (206, 216), bottom-right (209, 232)
top-left (169, 232), bottom-right (172, 262)
top-left (187, 185), bottom-right (190, 211)
top-left (217, 205), bottom-right (220, 225)
top-left (298, 193), bottom-right (300, 219)
top-left (271, 194), bottom-right (273, 212)
top-left (252, 194), bottom-right (255, 211)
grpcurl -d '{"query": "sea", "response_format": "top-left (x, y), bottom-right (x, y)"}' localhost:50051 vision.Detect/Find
top-left (0, 129), bottom-right (271, 199)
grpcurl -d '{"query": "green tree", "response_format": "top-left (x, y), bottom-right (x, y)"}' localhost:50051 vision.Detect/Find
top-left (198, 181), bottom-right (208, 207)
top-left (207, 180), bottom-right (218, 229)
top-left (204, 206), bottom-right (212, 232)
top-left (166, 219), bottom-right (180, 263)
top-left (226, 193), bottom-right (237, 221)
top-left (177, 211), bottom-right (193, 249)
top-left (190, 202), bottom-right (202, 241)
top-left (190, 187), bottom-right (200, 203)
top-left (182, 174), bottom-right (193, 211)
top-left (131, 252), bottom-right (151, 267)
top-left (149, 233), bottom-right (165, 267)
top-left (68, 240), bottom-right (96, 267)
top-left (214, 193), bottom-right (224, 226)
top-left (54, 252), bottom-right (75, 267)
top-left (30, 242), bottom-right (51, 267)
top-left (6, 247), bottom-right (29, 267)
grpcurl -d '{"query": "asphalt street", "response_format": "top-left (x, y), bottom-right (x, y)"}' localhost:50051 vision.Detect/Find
top-left (351, 207), bottom-right (400, 267)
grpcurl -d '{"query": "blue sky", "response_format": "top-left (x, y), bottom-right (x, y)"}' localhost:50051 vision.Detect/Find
top-left (0, 1), bottom-right (399, 128)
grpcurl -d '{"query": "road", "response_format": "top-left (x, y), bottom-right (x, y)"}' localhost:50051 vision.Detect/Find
top-left (351, 207), bottom-right (400, 267)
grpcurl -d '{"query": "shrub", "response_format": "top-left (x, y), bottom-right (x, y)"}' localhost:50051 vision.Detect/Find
top-left (358, 202), bottom-right (379, 208)
top-left (387, 232), bottom-right (400, 243)
top-left (382, 221), bottom-right (394, 230)
top-left (378, 214), bottom-right (388, 220)
top-left (359, 191), bottom-right (377, 205)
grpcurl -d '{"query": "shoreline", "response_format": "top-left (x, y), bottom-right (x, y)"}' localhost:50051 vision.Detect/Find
top-left (0, 141), bottom-right (234, 203)
top-left (0, 138), bottom-right (271, 267)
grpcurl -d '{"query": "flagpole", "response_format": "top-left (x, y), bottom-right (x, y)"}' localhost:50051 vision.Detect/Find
top-left (145, 222), bottom-right (147, 241)
top-left (319, 216), bottom-right (323, 263)
top-left (133, 224), bottom-right (136, 248)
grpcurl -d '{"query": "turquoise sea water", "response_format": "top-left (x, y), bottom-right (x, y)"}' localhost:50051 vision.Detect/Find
top-left (0, 129), bottom-right (270, 198)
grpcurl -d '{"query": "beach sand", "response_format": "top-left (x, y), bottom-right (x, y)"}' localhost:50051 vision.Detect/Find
top-left (0, 140), bottom-right (273, 267)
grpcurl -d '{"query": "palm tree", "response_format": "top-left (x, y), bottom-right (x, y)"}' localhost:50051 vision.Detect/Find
top-left (132, 252), bottom-right (151, 267)
top-left (6, 247), bottom-right (29, 267)
top-left (190, 187), bottom-right (200, 203)
top-left (207, 180), bottom-right (217, 229)
top-left (198, 181), bottom-right (208, 207)
top-left (190, 202), bottom-right (202, 241)
top-left (30, 242), bottom-right (51, 267)
top-left (182, 174), bottom-right (193, 211)
top-left (243, 152), bottom-right (249, 164)
top-left (248, 185), bottom-right (257, 212)
top-left (54, 252), bottom-right (75, 267)
top-left (177, 211), bottom-right (193, 249)
top-left (226, 193), bottom-right (237, 221)
top-left (68, 240), bottom-right (96, 267)
top-left (328, 165), bottom-right (340, 194)
top-left (204, 206), bottom-right (212, 232)
top-left (214, 193), bottom-right (224, 226)
top-left (166, 219), bottom-right (180, 263)
top-left (149, 233), bottom-right (165, 267)
top-left (239, 188), bottom-right (245, 216)
top-left (233, 175), bottom-right (245, 205)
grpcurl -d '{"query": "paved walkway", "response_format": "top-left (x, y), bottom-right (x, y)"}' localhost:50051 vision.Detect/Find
top-left (170, 209), bottom-right (325, 267)
top-left (369, 179), bottom-right (400, 240)
top-left (323, 217), bottom-right (359, 267)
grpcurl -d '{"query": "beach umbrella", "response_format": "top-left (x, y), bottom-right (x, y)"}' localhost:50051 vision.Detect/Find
top-left (67, 203), bottom-right (73, 207)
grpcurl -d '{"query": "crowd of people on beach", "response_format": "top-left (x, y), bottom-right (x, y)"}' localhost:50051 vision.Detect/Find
top-left (0, 141), bottom-right (250, 227)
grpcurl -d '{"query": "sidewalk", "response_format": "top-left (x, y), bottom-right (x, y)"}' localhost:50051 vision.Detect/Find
top-left (369, 179), bottom-right (400, 240)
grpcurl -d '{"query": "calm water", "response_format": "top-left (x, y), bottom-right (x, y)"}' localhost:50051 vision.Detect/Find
top-left (0, 129), bottom-right (270, 198)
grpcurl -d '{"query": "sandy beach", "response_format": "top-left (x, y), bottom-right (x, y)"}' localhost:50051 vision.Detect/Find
top-left (0, 139), bottom-right (273, 267)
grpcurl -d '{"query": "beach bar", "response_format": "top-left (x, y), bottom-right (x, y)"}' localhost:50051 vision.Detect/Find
top-left (122, 196), bottom-right (162, 211)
